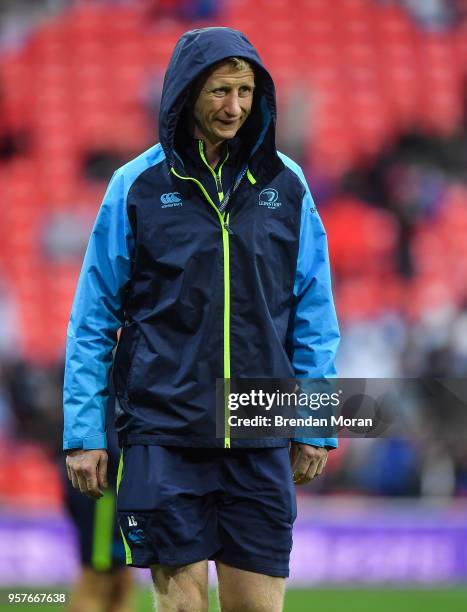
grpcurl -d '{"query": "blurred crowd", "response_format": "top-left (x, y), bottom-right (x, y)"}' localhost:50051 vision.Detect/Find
top-left (0, 0), bottom-right (219, 52)
top-left (330, 120), bottom-right (467, 380)
top-left (1, 0), bottom-right (467, 507)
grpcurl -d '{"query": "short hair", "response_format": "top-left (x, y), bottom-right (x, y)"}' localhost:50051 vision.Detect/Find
top-left (225, 57), bottom-right (252, 72)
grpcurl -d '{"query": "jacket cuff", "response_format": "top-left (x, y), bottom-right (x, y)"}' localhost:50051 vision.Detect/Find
top-left (63, 432), bottom-right (107, 451)
top-left (292, 437), bottom-right (338, 449)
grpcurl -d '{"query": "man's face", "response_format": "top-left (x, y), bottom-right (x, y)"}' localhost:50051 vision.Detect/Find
top-left (192, 61), bottom-right (255, 146)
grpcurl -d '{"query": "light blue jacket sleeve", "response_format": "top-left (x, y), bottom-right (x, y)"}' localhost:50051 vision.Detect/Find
top-left (63, 169), bottom-right (134, 450)
top-left (279, 153), bottom-right (340, 449)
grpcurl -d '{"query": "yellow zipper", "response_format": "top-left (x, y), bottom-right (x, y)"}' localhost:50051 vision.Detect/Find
top-left (198, 139), bottom-right (230, 203)
top-left (170, 166), bottom-right (231, 448)
top-left (223, 210), bottom-right (231, 448)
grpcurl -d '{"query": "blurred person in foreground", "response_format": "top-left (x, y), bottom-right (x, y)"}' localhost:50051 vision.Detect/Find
top-left (64, 27), bottom-right (339, 612)
top-left (65, 406), bottom-right (134, 612)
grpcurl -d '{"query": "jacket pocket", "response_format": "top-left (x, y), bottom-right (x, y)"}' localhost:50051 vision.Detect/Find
top-left (113, 323), bottom-right (141, 399)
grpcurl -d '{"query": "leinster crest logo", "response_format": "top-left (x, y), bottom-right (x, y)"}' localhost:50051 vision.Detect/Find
top-left (259, 188), bottom-right (281, 209)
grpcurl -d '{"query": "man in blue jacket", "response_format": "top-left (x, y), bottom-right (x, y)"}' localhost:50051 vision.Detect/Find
top-left (64, 27), bottom-right (340, 611)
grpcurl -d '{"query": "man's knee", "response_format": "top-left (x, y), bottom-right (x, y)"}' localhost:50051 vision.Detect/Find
top-left (151, 561), bottom-right (209, 612)
top-left (219, 596), bottom-right (284, 612)
top-left (216, 563), bottom-right (285, 612)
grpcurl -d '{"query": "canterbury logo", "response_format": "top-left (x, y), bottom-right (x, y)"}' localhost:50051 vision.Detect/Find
top-left (160, 192), bottom-right (182, 207)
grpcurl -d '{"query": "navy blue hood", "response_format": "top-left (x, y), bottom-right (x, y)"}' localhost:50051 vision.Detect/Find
top-left (159, 27), bottom-right (278, 169)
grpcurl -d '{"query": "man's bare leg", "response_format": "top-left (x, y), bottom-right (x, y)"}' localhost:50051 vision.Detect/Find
top-left (216, 561), bottom-right (285, 612)
top-left (109, 568), bottom-right (134, 612)
top-left (68, 567), bottom-right (134, 612)
top-left (151, 560), bottom-right (209, 612)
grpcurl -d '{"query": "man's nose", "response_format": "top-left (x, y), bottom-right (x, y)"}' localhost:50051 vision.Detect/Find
top-left (224, 92), bottom-right (242, 116)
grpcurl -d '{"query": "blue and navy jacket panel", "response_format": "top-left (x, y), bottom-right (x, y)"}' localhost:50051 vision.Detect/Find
top-left (63, 27), bottom-right (340, 450)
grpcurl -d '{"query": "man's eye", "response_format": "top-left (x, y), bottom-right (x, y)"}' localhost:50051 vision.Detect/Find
top-left (212, 89), bottom-right (227, 96)
top-left (239, 87), bottom-right (253, 97)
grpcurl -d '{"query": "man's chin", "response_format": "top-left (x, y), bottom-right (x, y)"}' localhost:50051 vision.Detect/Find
top-left (216, 127), bottom-right (238, 140)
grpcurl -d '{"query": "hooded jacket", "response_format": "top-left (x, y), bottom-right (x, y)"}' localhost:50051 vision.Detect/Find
top-left (63, 27), bottom-right (340, 451)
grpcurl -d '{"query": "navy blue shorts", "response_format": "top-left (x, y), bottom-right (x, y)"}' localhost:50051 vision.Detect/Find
top-left (116, 445), bottom-right (297, 577)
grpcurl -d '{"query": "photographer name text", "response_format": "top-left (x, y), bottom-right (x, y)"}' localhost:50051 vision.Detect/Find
top-left (228, 415), bottom-right (373, 428)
